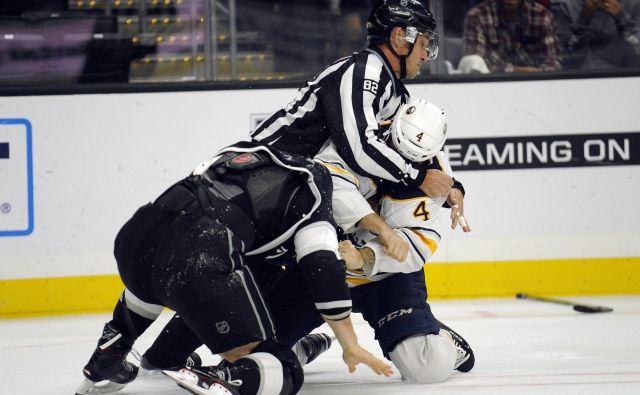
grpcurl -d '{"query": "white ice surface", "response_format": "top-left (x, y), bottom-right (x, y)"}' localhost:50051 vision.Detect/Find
top-left (2, 295), bottom-right (639, 395)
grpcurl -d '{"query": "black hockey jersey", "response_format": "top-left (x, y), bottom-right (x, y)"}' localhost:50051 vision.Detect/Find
top-left (191, 141), bottom-right (351, 321)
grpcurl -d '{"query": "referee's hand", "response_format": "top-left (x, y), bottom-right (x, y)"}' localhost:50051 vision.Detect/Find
top-left (419, 169), bottom-right (453, 198)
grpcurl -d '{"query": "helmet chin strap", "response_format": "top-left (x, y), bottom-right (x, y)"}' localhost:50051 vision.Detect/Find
top-left (387, 40), bottom-right (416, 79)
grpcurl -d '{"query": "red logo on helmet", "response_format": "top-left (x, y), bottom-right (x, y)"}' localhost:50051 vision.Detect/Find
top-left (232, 153), bottom-right (255, 164)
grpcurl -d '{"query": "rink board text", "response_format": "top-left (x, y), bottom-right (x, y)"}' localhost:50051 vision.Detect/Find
top-left (444, 132), bottom-right (639, 171)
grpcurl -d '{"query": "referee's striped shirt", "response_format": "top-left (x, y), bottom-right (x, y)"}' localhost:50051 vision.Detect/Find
top-left (251, 46), bottom-right (427, 188)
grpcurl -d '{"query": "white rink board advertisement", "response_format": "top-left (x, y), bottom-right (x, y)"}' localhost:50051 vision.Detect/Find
top-left (0, 77), bottom-right (639, 279)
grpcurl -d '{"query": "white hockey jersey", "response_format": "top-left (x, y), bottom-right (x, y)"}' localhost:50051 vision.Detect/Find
top-left (315, 142), bottom-right (456, 287)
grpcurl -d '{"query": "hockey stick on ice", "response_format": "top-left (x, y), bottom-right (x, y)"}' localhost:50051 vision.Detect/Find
top-left (515, 293), bottom-right (613, 313)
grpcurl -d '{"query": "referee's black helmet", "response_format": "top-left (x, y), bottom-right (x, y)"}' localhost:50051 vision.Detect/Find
top-left (367, 0), bottom-right (437, 50)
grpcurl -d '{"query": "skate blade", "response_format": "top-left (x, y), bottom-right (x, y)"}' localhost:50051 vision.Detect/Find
top-left (163, 370), bottom-right (209, 395)
top-left (75, 378), bottom-right (127, 394)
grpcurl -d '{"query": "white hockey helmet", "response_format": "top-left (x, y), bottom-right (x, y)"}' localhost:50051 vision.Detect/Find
top-left (390, 98), bottom-right (447, 162)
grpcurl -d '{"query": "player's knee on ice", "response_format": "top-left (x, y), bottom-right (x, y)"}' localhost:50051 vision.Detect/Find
top-left (389, 330), bottom-right (457, 383)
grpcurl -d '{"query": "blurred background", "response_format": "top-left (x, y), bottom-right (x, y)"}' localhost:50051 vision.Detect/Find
top-left (1, 0), bottom-right (639, 85)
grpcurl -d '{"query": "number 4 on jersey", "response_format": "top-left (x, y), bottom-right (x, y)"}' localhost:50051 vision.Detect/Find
top-left (413, 201), bottom-right (430, 221)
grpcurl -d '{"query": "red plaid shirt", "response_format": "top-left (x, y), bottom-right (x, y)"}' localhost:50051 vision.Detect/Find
top-left (463, 0), bottom-right (561, 72)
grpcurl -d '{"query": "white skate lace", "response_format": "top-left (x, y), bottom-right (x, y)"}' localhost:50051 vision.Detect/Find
top-left (443, 330), bottom-right (469, 368)
top-left (228, 379), bottom-right (243, 386)
top-left (212, 367), bottom-right (243, 387)
top-left (186, 355), bottom-right (197, 367)
top-left (454, 344), bottom-right (470, 368)
top-left (122, 362), bottom-right (136, 373)
top-left (129, 347), bottom-right (142, 362)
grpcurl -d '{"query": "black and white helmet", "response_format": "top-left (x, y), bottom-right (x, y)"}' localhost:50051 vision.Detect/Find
top-left (367, 0), bottom-right (438, 60)
top-left (390, 98), bottom-right (447, 162)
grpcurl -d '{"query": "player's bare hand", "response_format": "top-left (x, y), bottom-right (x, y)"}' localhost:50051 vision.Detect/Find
top-left (339, 240), bottom-right (365, 271)
top-left (378, 228), bottom-right (409, 262)
top-left (420, 169), bottom-right (453, 198)
top-left (342, 344), bottom-right (393, 377)
top-left (448, 189), bottom-right (471, 232)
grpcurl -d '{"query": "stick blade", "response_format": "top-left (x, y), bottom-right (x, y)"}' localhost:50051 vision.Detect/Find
top-left (573, 305), bottom-right (613, 314)
top-left (516, 292), bottom-right (613, 314)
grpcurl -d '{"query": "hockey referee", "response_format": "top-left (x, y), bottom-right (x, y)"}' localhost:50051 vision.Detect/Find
top-left (252, 0), bottom-right (453, 198)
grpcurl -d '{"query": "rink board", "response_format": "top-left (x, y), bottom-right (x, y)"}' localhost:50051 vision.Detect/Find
top-left (0, 77), bottom-right (639, 316)
top-left (1, 257), bottom-right (638, 317)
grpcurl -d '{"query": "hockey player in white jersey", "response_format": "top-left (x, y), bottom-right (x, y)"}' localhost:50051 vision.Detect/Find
top-left (267, 98), bottom-right (475, 384)
top-left (315, 96), bottom-right (470, 272)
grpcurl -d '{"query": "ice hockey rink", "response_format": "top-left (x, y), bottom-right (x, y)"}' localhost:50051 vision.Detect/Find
top-left (1, 295), bottom-right (638, 395)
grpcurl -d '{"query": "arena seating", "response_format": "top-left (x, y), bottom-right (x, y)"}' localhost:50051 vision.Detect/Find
top-left (67, 0), bottom-right (279, 82)
top-left (0, 1), bottom-right (284, 84)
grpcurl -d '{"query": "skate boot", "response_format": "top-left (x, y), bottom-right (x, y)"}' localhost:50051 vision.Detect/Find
top-left (438, 320), bottom-right (475, 372)
top-left (140, 351), bottom-right (203, 374)
top-left (164, 366), bottom-right (242, 395)
top-left (75, 323), bottom-right (138, 394)
top-left (292, 333), bottom-right (333, 365)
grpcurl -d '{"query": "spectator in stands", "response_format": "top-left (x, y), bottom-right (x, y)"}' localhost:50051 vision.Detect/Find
top-left (550, 0), bottom-right (640, 70)
top-left (441, 1), bottom-right (475, 72)
top-left (461, 0), bottom-right (562, 73)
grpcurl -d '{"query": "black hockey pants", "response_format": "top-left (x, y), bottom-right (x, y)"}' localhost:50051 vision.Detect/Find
top-left (113, 180), bottom-right (274, 354)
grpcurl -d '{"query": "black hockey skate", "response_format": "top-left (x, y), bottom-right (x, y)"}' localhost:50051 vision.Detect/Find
top-left (75, 323), bottom-right (138, 394)
top-left (292, 333), bottom-right (333, 365)
top-left (163, 366), bottom-right (241, 395)
top-left (438, 320), bottom-right (475, 373)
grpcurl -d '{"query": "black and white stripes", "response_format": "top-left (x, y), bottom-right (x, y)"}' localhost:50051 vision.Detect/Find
top-left (251, 47), bottom-right (422, 187)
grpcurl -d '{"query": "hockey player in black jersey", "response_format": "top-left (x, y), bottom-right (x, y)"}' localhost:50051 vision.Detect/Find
top-left (251, 0), bottom-right (454, 201)
top-left (75, 142), bottom-right (392, 395)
